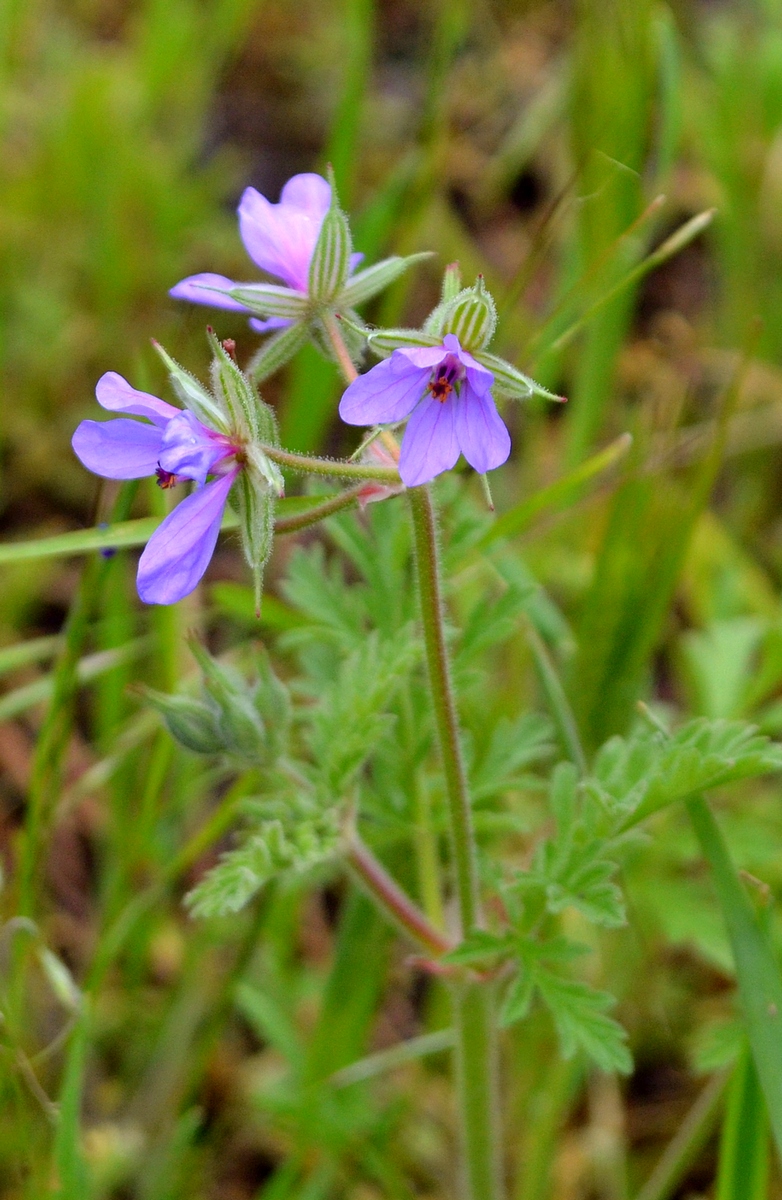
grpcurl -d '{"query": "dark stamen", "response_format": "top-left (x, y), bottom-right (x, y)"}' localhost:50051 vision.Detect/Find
top-left (156, 466), bottom-right (178, 489)
top-left (428, 374), bottom-right (453, 403)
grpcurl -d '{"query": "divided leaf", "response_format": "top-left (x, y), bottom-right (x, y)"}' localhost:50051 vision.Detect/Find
top-left (186, 810), bottom-right (342, 918)
top-left (587, 718), bottom-right (782, 827)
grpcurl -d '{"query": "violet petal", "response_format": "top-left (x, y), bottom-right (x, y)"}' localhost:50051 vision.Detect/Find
top-left (396, 343), bottom-right (449, 370)
top-left (137, 471), bottom-right (236, 605)
top-left (96, 372), bottom-right (178, 426)
top-left (453, 382), bottom-right (511, 474)
top-left (239, 179), bottom-right (327, 292)
top-left (158, 411), bottom-right (233, 486)
top-left (399, 393), bottom-right (460, 487)
top-left (278, 172), bottom-right (331, 218)
top-left (339, 356), bottom-right (430, 426)
top-left (72, 418), bottom-right (165, 479)
top-left (249, 316), bottom-right (292, 334)
top-left (169, 273), bottom-right (251, 312)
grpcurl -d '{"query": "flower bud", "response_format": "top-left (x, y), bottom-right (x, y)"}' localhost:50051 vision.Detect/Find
top-left (143, 688), bottom-right (224, 755)
top-left (428, 276), bottom-right (497, 352)
top-left (188, 639), bottom-right (268, 761)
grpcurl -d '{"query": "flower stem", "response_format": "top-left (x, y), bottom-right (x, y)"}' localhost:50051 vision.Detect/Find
top-left (408, 484), bottom-right (480, 932)
top-left (259, 443), bottom-right (400, 483)
top-left (346, 834), bottom-right (453, 957)
top-left (408, 483), bottom-right (504, 1200)
top-left (322, 311), bottom-right (359, 384)
top-left (274, 484), bottom-right (365, 534)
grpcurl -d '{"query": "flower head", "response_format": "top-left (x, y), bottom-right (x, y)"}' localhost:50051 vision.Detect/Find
top-left (73, 343), bottom-right (284, 607)
top-left (339, 334), bottom-right (511, 488)
top-left (169, 170), bottom-right (430, 381)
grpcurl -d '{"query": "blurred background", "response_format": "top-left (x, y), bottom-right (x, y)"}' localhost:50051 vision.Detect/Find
top-left (6, 0), bottom-right (782, 1197)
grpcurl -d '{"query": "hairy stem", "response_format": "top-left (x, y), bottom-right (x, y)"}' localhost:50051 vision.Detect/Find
top-left (408, 483), bottom-right (503, 1200)
top-left (408, 484), bottom-right (481, 933)
top-left (322, 311), bottom-right (359, 384)
top-left (346, 835), bottom-right (453, 957)
top-left (275, 484), bottom-right (365, 534)
top-left (260, 442), bottom-right (400, 483)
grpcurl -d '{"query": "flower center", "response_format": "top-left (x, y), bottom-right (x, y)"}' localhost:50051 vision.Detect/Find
top-left (156, 466), bottom-right (178, 489)
top-left (427, 353), bottom-right (465, 404)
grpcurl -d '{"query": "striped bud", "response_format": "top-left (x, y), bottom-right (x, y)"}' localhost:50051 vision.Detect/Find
top-left (434, 277), bottom-right (497, 352)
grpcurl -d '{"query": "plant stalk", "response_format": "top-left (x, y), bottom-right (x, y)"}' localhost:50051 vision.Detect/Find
top-left (408, 482), bottom-right (504, 1200)
top-left (346, 835), bottom-right (452, 957)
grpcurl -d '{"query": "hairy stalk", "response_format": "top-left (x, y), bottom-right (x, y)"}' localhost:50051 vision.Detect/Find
top-left (275, 484), bottom-right (365, 532)
top-left (346, 835), bottom-right (452, 957)
top-left (408, 483), bottom-right (504, 1200)
top-left (260, 442), bottom-right (399, 483)
top-left (323, 310), bottom-right (359, 384)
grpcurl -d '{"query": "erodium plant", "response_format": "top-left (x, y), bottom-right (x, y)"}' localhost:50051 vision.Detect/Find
top-left (69, 170), bottom-right (782, 1199)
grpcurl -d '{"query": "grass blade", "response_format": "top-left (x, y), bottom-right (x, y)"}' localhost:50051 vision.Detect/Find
top-left (687, 795), bottom-right (782, 1165)
top-left (715, 1047), bottom-right (769, 1200)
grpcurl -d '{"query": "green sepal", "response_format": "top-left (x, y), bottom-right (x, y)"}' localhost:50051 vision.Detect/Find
top-left (425, 276), bottom-right (497, 351)
top-left (366, 327), bottom-right (441, 359)
top-left (222, 283), bottom-right (308, 320)
top-left (339, 252), bottom-right (435, 308)
top-left (440, 262), bottom-right (462, 304)
top-left (233, 467), bottom-right (276, 616)
top-left (142, 687), bottom-right (224, 754)
top-left (473, 351), bottom-right (563, 402)
top-left (152, 341), bottom-right (229, 432)
top-left (207, 330), bottom-right (263, 442)
top-left (247, 321), bottom-right (309, 383)
top-left (308, 165), bottom-right (352, 304)
top-left (187, 637), bottom-right (267, 758)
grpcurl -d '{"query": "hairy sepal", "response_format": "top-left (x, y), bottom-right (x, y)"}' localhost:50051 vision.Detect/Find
top-left (437, 277), bottom-right (498, 351)
top-left (143, 688), bottom-right (224, 755)
top-left (247, 321), bottom-right (308, 383)
top-left (367, 327), bottom-right (441, 359)
top-left (339, 252), bottom-right (434, 308)
top-left (208, 331), bottom-right (263, 441)
top-left (235, 467), bottom-right (276, 616)
top-left (474, 351), bottom-right (562, 402)
top-left (224, 283), bottom-right (308, 320)
top-left (152, 341), bottom-right (229, 432)
top-left (308, 166), bottom-right (352, 304)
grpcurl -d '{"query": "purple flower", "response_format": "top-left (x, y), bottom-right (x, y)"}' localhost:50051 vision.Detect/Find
top-left (72, 372), bottom-right (241, 605)
top-left (338, 334), bottom-right (511, 488)
top-left (170, 173), bottom-right (361, 333)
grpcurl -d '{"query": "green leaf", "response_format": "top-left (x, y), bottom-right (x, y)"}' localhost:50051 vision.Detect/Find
top-left (470, 713), bottom-right (555, 801)
top-left (307, 632), bottom-right (419, 795)
top-left (441, 929), bottom-right (515, 967)
top-left (499, 968), bottom-right (536, 1025)
top-left (535, 969), bottom-right (632, 1074)
top-left (587, 718), bottom-right (782, 828)
top-left (339, 252), bottom-right (433, 308)
top-left (186, 810), bottom-right (342, 918)
top-left (516, 763), bottom-right (627, 929)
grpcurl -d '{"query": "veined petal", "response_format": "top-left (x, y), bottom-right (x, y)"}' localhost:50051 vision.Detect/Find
top-left (279, 173), bottom-right (331, 218)
top-left (453, 383), bottom-right (511, 475)
top-left (96, 372), bottom-right (178, 426)
top-left (72, 418), bottom-right (164, 479)
top-left (339, 356), bottom-right (430, 426)
top-left (249, 316), bottom-right (292, 334)
top-left (137, 471), bottom-right (236, 605)
top-left (399, 394), bottom-right (459, 487)
top-left (239, 182), bottom-right (326, 293)
top-left (454, 342), bottom-right (494, 396)
top-left (158, 411), bottom-right (234, 486)
top-left (396, 344), bottom-right (449, 370)
top-left (169, 273), bottom-right (250, 312)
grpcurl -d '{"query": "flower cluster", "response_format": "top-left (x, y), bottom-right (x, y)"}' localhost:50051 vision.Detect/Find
top-left (74, 172), bottom-right (558, 605)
